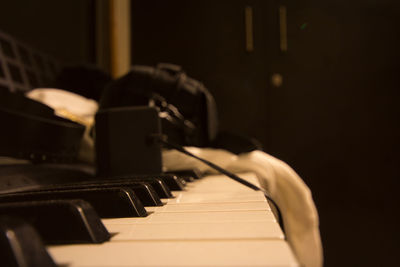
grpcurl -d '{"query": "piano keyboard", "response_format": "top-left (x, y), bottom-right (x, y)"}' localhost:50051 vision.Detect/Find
top-left (48, 172), bottom-right (299, 267)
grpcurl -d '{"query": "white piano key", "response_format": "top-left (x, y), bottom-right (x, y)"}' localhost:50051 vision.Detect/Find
top-left (166, 191), bottom-right (267, 204)
top-left (103, 210), bottom-right (276, 224)
top-left (147, 210), bottom-right (276, 223)
top-left (48, 240), bottom-right (299, 267)
top-left (106, 221), bottom-right (284, 240)
top-left (144, 201), bottom-right (271, 213)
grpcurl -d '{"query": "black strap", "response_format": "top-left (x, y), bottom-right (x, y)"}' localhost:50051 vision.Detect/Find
top-left (0, 90), bottom-right (85, 163)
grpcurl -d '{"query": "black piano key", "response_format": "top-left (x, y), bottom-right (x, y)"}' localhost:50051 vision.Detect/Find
top-left (114, 174), bottom-right (185, 191)
top-left (122, 183), bottom-right (162, 206)
top-left (26, 181), bottom-right (163, 207)
top-left (77, 181), bottom-right (162, 206)
top-left (0, 200), bottom-right (110, 244)
top-left (84, 182), bottom-right (162, 207)
top-left (0, 187), bottom-right (147, 218)
top-left (182, 176), bottom-right (195, 182)
top-left (168, 169), bottom-right (203, 180)
top-left (0, 216), bottom-right (57, 267)
top-left (157, 174), bottom-right (186, 190)
top-left (173, 173), bottom-right (195, 182)
top-left (166, 171), bottom-right (195, 182)
top-left (109, 177), bottom-right (173, 198)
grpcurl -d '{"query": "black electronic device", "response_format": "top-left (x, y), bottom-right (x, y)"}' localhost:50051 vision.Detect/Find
top-left (95, 106), bottom-right (163, 177)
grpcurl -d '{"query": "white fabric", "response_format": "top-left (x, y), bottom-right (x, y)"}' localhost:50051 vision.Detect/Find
top-left (26, 88), bottom-right (98, 163)
top-left (26, 88), bottom-right (98, 122)
top-left (163, 148), bottom-right (323, 267)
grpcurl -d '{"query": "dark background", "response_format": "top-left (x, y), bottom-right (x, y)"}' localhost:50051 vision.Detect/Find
top-left (0, 0), bottom-right (96, 65)
top-left (1, 0), bottom-right (400, 266)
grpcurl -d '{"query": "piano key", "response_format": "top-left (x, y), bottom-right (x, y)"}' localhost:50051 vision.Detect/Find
top-left (103, 203), bottom-right (272, 227)
top-left (107, 221), bottom-right (284, 240)
top-left (112, 174), bottom-right (185, 192)
top-left (109, 177), bottom-right (172, 198)
top-left (48, 240), bottom-right (299, 267)
top-left (167, 168), bottom-right (203, 180)
top-left (125, 183), bottom-right (162, 206)
top-left (117, 210), bottom-right (276, 223)
top-left (0, 187), bottom-right (147, 218)
top-left (0, 200), bottom-right (110, 244)
top-left (166, 191), bottom-right (267, 204)
top-left (27, 181), bottom-right (163, 207)
top-left (144, 201), bottom-right (271, 213)
top-left (157, 174), bottom-right (186, 190)
top-left (0, 216), bottom-right (57, 267)
top-left (176, 173), bottom-right (195, 182)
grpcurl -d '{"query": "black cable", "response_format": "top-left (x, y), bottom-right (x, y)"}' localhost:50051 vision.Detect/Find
top-left (151, 134), bottom-right (285, 234)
